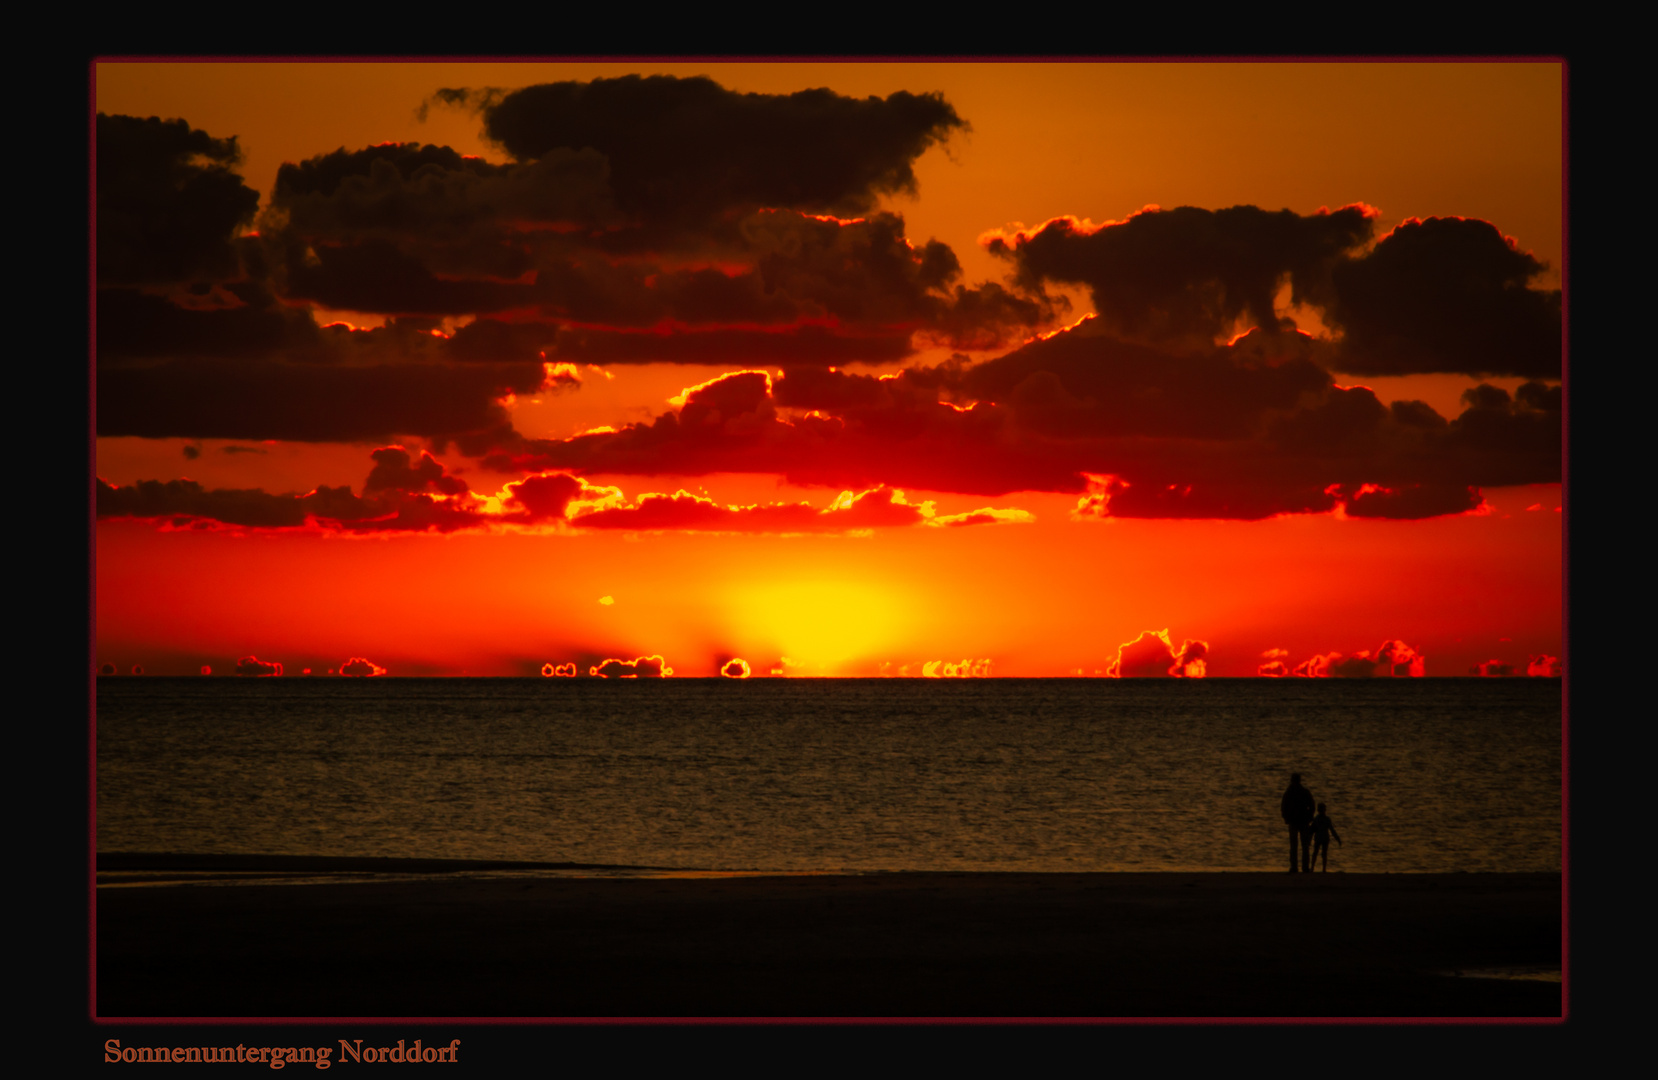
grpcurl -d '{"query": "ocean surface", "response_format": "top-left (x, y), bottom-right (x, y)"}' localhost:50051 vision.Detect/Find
top-left (96, 677), bottom-right (1561, 874)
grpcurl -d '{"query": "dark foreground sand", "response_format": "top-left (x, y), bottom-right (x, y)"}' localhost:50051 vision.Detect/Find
top-left (96, 858), bottom-right (1562, 1019)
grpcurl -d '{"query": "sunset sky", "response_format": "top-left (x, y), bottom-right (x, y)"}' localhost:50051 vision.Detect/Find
top-left (92, 61), bottom-right (1563, 678)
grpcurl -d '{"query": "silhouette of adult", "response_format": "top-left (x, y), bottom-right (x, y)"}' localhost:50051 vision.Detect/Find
top-left (1280, 773), bottom-right (1316, 872)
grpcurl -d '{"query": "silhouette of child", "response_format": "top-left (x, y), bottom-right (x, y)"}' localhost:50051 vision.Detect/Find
top-left (1309, 802), bottom-right (1342, 872)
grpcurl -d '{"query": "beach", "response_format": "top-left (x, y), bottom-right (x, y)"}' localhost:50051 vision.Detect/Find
top-left (96, 859), bottom-right (1562, 1019)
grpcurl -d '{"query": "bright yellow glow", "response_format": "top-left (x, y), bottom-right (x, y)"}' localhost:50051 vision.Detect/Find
top-left (729, 580), bottom-right (913, 670)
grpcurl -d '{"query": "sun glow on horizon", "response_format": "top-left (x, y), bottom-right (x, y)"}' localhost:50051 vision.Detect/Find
top-left (728, 579), bottom-right (915, 671)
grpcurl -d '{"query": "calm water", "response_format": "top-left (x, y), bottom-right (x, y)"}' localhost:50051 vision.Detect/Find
top-left (95, 677), bottom-right (1561, 874)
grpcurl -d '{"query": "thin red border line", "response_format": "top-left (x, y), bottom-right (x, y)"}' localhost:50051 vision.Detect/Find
top-left (94, 1015), bottom-right (1560, 1026)
top-left (1556, 57), bottom-right (1570, 1022)
top-left (87, 55), bottom-right (1569, 62)
top-left (87, 57), bottom-right (1565, 1021)
top-left (88, 57), bottom-right (101, 1023)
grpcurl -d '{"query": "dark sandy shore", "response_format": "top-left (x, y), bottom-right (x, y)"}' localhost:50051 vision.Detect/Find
top-left (96, 857), bottom-right (1562, 1019)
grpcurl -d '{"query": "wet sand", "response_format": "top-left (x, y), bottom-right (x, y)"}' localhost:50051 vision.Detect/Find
top-left (96, 862), bottom-right (1562, 1019)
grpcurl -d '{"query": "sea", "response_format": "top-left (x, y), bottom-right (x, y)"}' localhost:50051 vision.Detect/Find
top-left (95, 676), bottom-right (1562, 875)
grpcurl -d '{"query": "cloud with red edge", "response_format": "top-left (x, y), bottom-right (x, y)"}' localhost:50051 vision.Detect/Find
top-left (1106, 630), bottom-right (1208, 678)
top-left (1526, 654), bottom-right (1562, 676)
top-left (1258, 647), bottom-right (1291, 677)
top-left (918, 658), bottom-right (994, 677)
top-left (1290, 640), bottom-right (1425, 677)
top-left (589, 655), bottom-right (673, 678)
top-left (567, 485), bottom-right (937, 534)
top-left (234, 655), bottom-right (282, 676)
top-left (97, 445), bottom-right (1033, 537)
top-left (488, 331), bottom-right (1556, 518)
top-left (339, 656), bottom-right (387, 677)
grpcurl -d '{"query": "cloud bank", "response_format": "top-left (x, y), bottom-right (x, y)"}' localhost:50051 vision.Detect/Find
top-left (97, 78), bottom-right (1560, 524)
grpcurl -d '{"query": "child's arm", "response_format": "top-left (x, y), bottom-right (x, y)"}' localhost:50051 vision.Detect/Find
top-left (1331, 823), bottom-right (1342, 845)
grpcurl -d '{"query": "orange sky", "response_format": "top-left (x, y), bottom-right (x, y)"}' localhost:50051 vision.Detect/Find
top-left (93, 61), bottom-right (1563, 677)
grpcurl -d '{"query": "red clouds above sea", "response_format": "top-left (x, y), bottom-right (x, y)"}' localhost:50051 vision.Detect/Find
top-left (1288, 640), bottom-right (1426, 678)
top-left (96, 74), bottom-right (1559, 525)
top-left (234, 655), bottom-right (282, 676)
top-left (1107, 630), bottom-right (1209, 678)
top-left (590, 655), bottom-right (673, 678)
top-left (491, 351), bottom-right (1555, 518)
top-left (96, 445), bottom-right (1032, 537)
top-left (1473, 654), bottom-right (1562, 677)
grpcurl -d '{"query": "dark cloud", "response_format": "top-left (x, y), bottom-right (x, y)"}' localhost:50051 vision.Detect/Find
top-left (262, 143), bottom-right (617, 316)
top-left (1326, 654), bottom-right (1382, 678)
top-left (1327, 217), bottom-right (1561, 377)
top-left (1471, 660), bottom-right (1517, 676)
top-left (742, 210), bottom-right (1052, 348)
top-left (364, 446), bottom-right (470, 495)
top-left (549, 323), bottom-right (914, 368)
top-left (96, 284), bottom-right (322, 361)
top-left (97, 114), bottom-right (261, 286)
top-left (234, 656), bottom-right (282, 677)
top-left (488, 367), bottom-right (1082, 497)
top-left (486, 315), bottom-right (1557, 517)
top-left (97, 357), bottom-right (536, 442)
top-left (94, 88), bottom-right (1039, 454)
top-left (503, 472), bottom-right (587, 522)
top-left (277, 237), bottom-right (544, 316)
top-left (99, 446), bottom-right (1009, 536)
top-left (97, 449), bottom-right (488, 533)
top-left (247, 80), bottom-right (1036, 349)
top-left (567, 485), bottom-right (930, 534)
top-left (96, 96), bottom-right (1558, 525)
top-left (98, 477), bottom-right (312, 529)
top-left (1106, 630), bottom-right (1208, 678)
top-left (446, 318), bottom-right (557, 365)
top-left (1291, 641), bottom-right (1424, 678)
top-left (271, 141), bottom-right (615, 230)
top-left (1343, 483), bottom-right (1482, 519)
top-left (988, 206), bottom-right (1560, 378)
top-left (339, 656), bottom-right (387, 676)
top-left (95, 284), bottom-right (569, 447)
top-left (1438, 383), bottom-right (1563, 485)
top-left (473, 75), bottom-right (966, 225)
top-left (1075, 475), bottom-right (1340, 521)
top-left (721, 659), bottom-right (751, 679)
top-left (959, 323), bottom-right (1333, 440)
top-left (268, 207), bottom-right (1044, 347)
top-left (987, 205), bottom-right (1376, 346)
